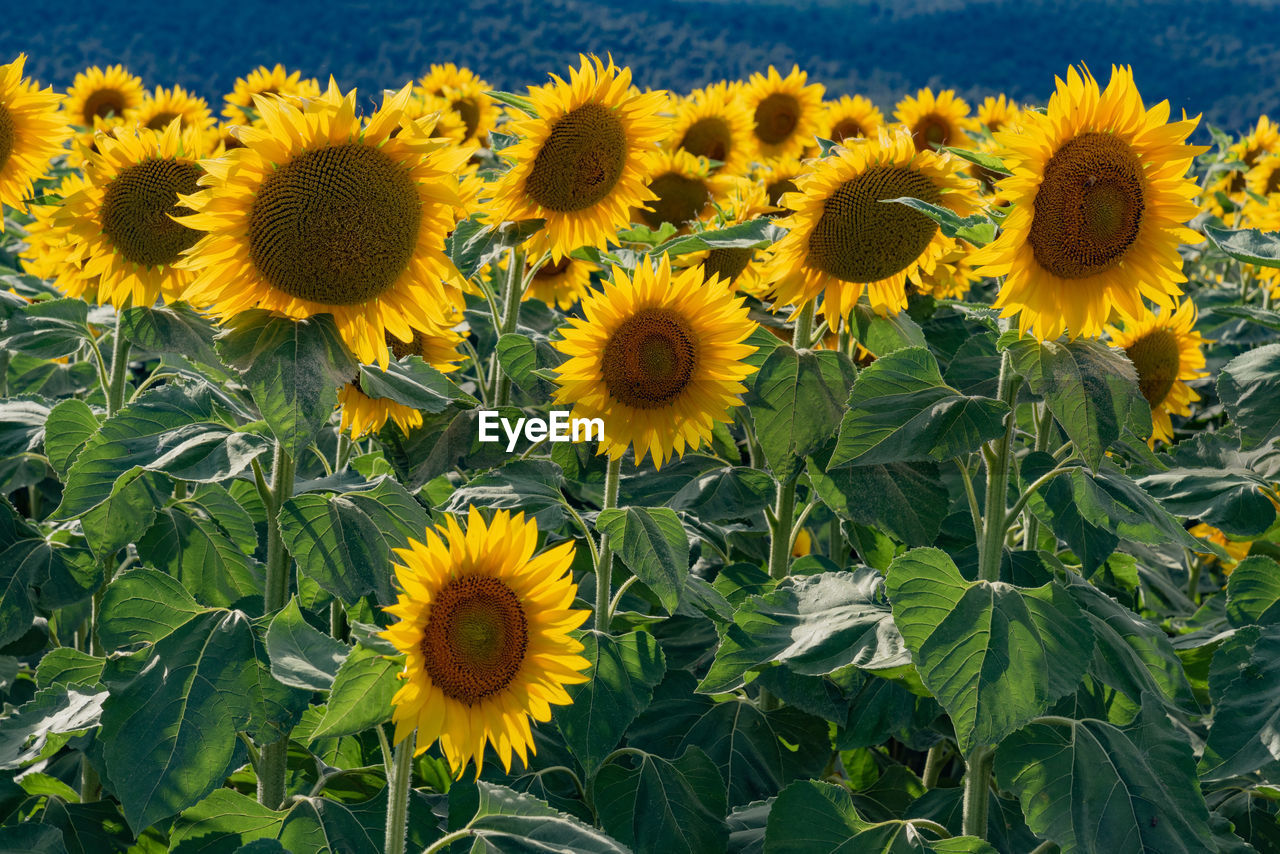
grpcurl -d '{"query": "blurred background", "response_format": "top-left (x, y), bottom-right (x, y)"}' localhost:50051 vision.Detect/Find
top-left (5, 0), bottom-right (1277, 133)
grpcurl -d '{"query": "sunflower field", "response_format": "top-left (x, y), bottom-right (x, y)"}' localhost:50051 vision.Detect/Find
top-left (3, 49), bottom-right (1280, 854)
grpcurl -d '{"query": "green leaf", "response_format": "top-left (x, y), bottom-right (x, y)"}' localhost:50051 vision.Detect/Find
top-left (215, 311), bottom-right (357, 459)
top-left (266, 598), bottom-right (350, 691)
top-left (553, 630), bottom-right (665, 776)
top-left (0, 396), bottom-right (50, 464)
top-left (1204, 222), bottom-right (1280, 268)
top-left (667, 466), bottom-right (773, 523)
top-left (356, 356), bottom-right (475, 411)
top-left (445, 216), bottom-right (545, 279)
top-left (308, 644), bottom-right (398, 741)
top-left (439, 459), bottom-right (567, 531)
top-left (1066, 461), bottom-right (1206, 551)
top-left (996, 697), bottom-right (1215, 853)
top-left (280, 477), bottom-right (430, 605)
top-left (97, 567), bottom-right (204, 648)
top-left (936, 145), bottom-right (1012, 177)
top-left (450, 781), bottom-right (629, 853)
top-left (829, 347), bottom-right (1008, 468)
top-left (1226, 556), bottom-right (1280, 628)
top-left (592, 746), bottom-right (728, 854)
top-left (496, 333), bottom-right (565, 399)
top-left (0, 683), bottom-right (106, 770)
top-left (35, 648), bottom-right (104, 690)
top-left (43, 399), bottom-right (98, 478)
top-left (0, 823), bottom-right (68, 854)
top-left (1137, 432), bottom-right (1279, 538)
top-left (885, 548), bottom-right (1094, 753)
top-left (1220, 343), bottom-right (1280, 449)
top-left (651, 218), bottom-right (786, 258)
top-left (137, 493), bottom-right (260, 609)
top-left (881, 197), bottom-right (997, 246)
top-left (120, 302), bottom-right (220, 368)
top-left (485, 90), bottom-right (538, 117)
top-left (746, 346), bottom-right (857, 481)
top-left (0, 298), bottom-right (94, 358)
top-left (807, 459), bottom-right (949, 547)
top-left (1006, 335), bottom-right (1148, 469)
top-left (853, 304), bottom-right (928, 356)
top-left (699, 569), bottom-right (909, 694)
top-left (1200, 625), bottom-right (1280, 780)
top-left (596, 507), bottom-right (689, 614)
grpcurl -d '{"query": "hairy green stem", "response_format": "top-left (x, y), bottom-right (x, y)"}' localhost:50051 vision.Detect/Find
top-left (594, 456), bottom-right (622, 632)
top-left (258, 443), bottom-right (296, 809)
top-left (792, 301), bottom-right (815, 350)
top-left (493, 248), bottom-right (527, 407)
top-left (767, 478), bottom-right (798, 580)
top-left (962, 745), bottom-right (994, 839)
top-left (384, 731), bottom-right (415, 854)
top-left (106, 312), bottom-right (131, 417)
top-left (1022, 402), bottom-right (1053, 549)
top-left (979, 351), bottom-right (1019, 583)
top-left (923, 742), bottom-right (949, 789)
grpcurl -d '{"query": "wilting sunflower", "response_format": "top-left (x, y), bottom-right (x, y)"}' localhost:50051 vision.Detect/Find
top-left (970, 66), bottom-right (1204, 340)
top-left (338, 325), bottom-right (464, 437)
top-left (64, 65), bottom-right (144, 129)
top-left (132, 85), bottom-right (215, 134)
top-left (741, 66), bottom-right (825, 161)
top-left (667, 82), bottom-right (755, 176)
top-left (1190, 523), bottom-right (1252, 574)
top-left (677, 177), bottom-right (774, 297)
top-left (178, 81), bottom-right (471, 367)
top-left (46, 121), bottom-right (205, 308)
top-left (818, 95), bottom-right (884, 145)
top-left (765, 127), bottom-right (978, 321)
top-left (756, 155), bottom-right (808, 211)
top-left (490, 55), bottom-right (666, 261)
top-left (414, 63), bottom-right (499, 147)
top-left (1106, 300), bottom-right (1206, 445)
top-left (382, 507), bottom-right (590, 777)
top-left (222, 64), bottom-right (321, 126)
top-left (894, 88), bottom-right (974, 152)
top-left (553, 255), bottom-right (757, 468)
top-left (0, 56), bottom-right (70, 221)
top-left (975, 94), bottom-right (1019, 134)
top-left (635, 148), bottom-right (735, 230)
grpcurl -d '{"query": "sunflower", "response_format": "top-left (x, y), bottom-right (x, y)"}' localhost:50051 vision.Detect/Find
top-left (916, 240), bottom-right (982, 300)
top-left (414, 63), bottom-right (499, 148)
top-left (222, 64), bottom-right (321, 126)
top-left (970, 66), bottom-right (1205, 340)
top-left (20, 172), bottom-right (89, 282)
top-left (818, 95), bottom-right (884, 145)
top-left (525, 254), bottom-right (593, 309)
top-left (553, 255), bottom-right (757, 468)
top-left (1106, 300), bottom-right (1206, 445)
top-left (667, 82), bottom-right (755, 176)
top-left (489, 55), bottom-right (666, 262)
top-left (64, 65), bottom-right (144, 129)
top-left (634, 148), bottom-right (736, 231)
top-left (1245, 154), bottom-right (1280, 201)
top-left (131, 85), bottom-right (215, 134)
top-left (177, 81), bottom-right (471, 367)
top-left (894, 88), bottom-right (974, 152)
top-left (741, 66), bottom-right (825, 161)
top-left (382, 507), bottom-right (590, 777)
top-left (677, 177), bottom-right (774, 297)
top-left (764, 127), bottom-right (978, 322)
top-left (1230, 115), bottom-right (1280, 174)
top-left (338, 325), bottom-right (465, 438)
top-left (975, 94), bottom-right (1019, 134)
top-left (1190, 523), bottom-right (1252, 574)
top-left (403, 92), bottom-right (469, 144)
top-left (0, 55), bottom-right (70, 221)
top-left (756, 155), bottom-right (808, 211)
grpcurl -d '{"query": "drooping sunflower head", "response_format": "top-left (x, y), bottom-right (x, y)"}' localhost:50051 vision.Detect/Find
top-left (970, 66), bottom-right (1206, 341)
top-left (45, 121), bottom-right (206, 309)
top-left (382, 507), bottom-right (590, 778)
top-left (222, 64), bottom-right (321, 126)
top-left (338, 324), bottom-right (465, 438)
top-left (635, 148), bottom-right (736, 231)
top-left (131, 85), bottom-right (216, 134)
top-left (177, 80), bottom-right (472, 367)
top-left (976, 94), bottom-right (1019, 134)
top-left (894, 87), bottom-right (975, 152)
top-left (742, 65), bottom-right (825, 161)
top-left (764, 127), bottom-right (978, 322)
top-left (65, 64), bottom-right (144, 129)
top-left (1106, 299), bottom-right (1207, 445)
top-left (0, 55), bottom-right (71, 221)
top-left (818, 94), bottom-right (884, 146)
top-left (553, 254), bottom-right (758, 468)
top-left (490, 55), bottom-right (668, 261)
top-left (667, 81), bottom-right (756, 176)
top-left (414, 63), bottom-right (499, 147)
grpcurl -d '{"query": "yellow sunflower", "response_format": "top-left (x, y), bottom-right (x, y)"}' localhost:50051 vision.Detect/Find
top-left (0, 55), bottom-right (70, 221)
top-left (741, 66), bottom-right (825, 161)
top-left (222, 64), bottom-right (321, 126)
top-left (1246, 154), bottom-right (1280, 200)
top-left (403, 92), bottom-right (469, 144)
top-left (634, 148), bottom-right (736, 230)
top-left (131, 85), bottom-right (215, 134)
top-left (1190, 523), bottom-right (1252, 574)
top-left (382, 507), bottom-right (590, 778)
top-left (64, 64), bottom-right (144, 129)
top-left (338, 325), bottom-right (465, 438)
top-left (489, 55), bottom-right (667, 261)
top-left (894, 88), bottom-right (975, 152)
top-left (764, 127), bottom-right (978, 322)
top-left (553, 255), bottom-right (757, 468)
top-left (667, 82), bottom-right (756, 176)
top-left (756, 155), bottom-right (808, 211)
top-left (818, 94), bottom-right (884, 145)
top-left (916, 240), bottom-right (982, 300)
top-left (414, 63), bottom-right (499, 147)
top-left (44, 121), bottom-right (205, 309)
top-left (970, 66), bottom-right (1205, 341)
top-left (525, 254), bottom-right (593, 310)
top-left (677, 176), bottom-right (775, 297)
top-left (1106, 300), bottom-right (1207, 445)
top-left (177, 81), bottom-right (471, 367)
top-left (975, 94), bottom-right (1019, 134)
top-left (20, 172), bottom-right (90, 282)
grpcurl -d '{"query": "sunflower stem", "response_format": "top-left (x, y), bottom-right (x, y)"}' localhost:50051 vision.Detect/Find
top-left (494, 248), bottom-right (526, 407)
top-left (961, 745), bottom-right (994, 839)
top-left (767, 477), bottom-right (798, 581)
top-left (106, 310), bottom-right (131, 417)
top-left (792, 301), bottom-right (815, 350)
top-left (1022, 402), bottom-right (1054, 550)
top-left (978, 350), bottom-right (1019, 583)
top-left (384, 730), bottom-right (415, 854)
top-left (594, 456), bottom-right (623, 632)
top-left (923, 742), bottom-right (949, 789)
top-left (258, 443), bottom-right (296, 810)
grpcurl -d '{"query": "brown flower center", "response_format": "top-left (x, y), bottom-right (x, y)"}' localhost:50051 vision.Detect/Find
top-left (602, 307), bottom-right (699, 409)
top-left (99, 158), bottom-right (203, 268)
top-left (146, 111), bottom-right (181, 130)
top-left (754, 92), bottom-right (800, 146)
top-left (679, 116), bottom-right (731, 164)
top-left (830, 118), bottom-right (866, 142)
top-left (420, 575), bottom-right (528, 705)
top-left (452, 97), bottom-right (481, 140)
top-left (0, 104), bottom-right (13, 171)
top-left (912, 115), bottom-right (952, 151)
top-left (640, 172), bottom-right (710, 229)
top-left (702, 247), bottom-right (753, 285)
top-left (82, 88), bottom-right (127, 123)
top-left (1125, 327), bottom-right (1180, 407)
top-left (525, 103), bottom-right (628, 213)
top-left (766, 177), bottom-right (798, 209)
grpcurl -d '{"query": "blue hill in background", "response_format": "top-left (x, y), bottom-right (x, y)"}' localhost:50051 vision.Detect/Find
top-left (5, 0), bottom-right (1278, 134)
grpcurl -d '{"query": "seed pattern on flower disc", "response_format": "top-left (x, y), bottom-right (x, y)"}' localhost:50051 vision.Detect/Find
top-left (1028, 131), bottom-right (1146, 279)
top-left (1125, 328), bottom-right (1180, 407)
top-left (0, 104), bottom-right (13, 168)
top-left (805, 166), bottom-right (941, 283)
top-left (602, 307), bottom-right (699, 409)
top-left (100, 158), bottom-right (203, 267)
top-left (754, 93), bottom-right (800, 145)
top-left (248, 143), bottom-right (423, 305)
top-left (702, 247), bottom-right (753, 285)
top-left (641, 173), bottom-right (710, 228)
top-left (420, 575), bottom-right (529, 705)
top-left (680, 117), bottom-right (731, 163)
top-left (525, 103), bottom-right (628, 213)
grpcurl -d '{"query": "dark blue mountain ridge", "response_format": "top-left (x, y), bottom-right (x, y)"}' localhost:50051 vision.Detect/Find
top-left (3, 0), bottom-right (1278, 135)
